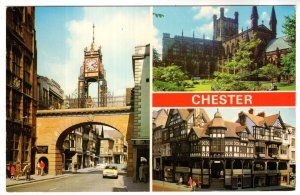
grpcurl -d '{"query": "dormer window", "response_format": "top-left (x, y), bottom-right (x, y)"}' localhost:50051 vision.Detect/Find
top-left (210, 128), bottom-right (225, 138)
top-left (240, 132), bottom-right (248, 141)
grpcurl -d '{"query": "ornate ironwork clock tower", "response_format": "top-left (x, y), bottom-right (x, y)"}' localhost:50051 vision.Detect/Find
top-left (78, 24), bottom-right (107, 108)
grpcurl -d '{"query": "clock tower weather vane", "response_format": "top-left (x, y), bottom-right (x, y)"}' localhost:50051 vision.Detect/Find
top-left (78, 24), bottom-right (107, 108)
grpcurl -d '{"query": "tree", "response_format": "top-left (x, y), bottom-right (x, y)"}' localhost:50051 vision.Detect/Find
top-left (281, 14), bottom-right (296, 83)
top-left (153, 48), bottom-right (163, 67)
top-left (153, 65), bottom-right (188, 91)
top-left (212, 35), bottom-right (262, 91)
top-left (258, 63), bottom-right (281, 84)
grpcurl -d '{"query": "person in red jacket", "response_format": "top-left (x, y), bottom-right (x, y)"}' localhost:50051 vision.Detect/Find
top-left (10, 164), bottom-right (15, 180)
top-left (40, 160), bottom-right (45, 176)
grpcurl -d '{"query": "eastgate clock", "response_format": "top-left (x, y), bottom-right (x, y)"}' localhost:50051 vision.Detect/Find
top-left (86, 58), bottom-right (98, 71)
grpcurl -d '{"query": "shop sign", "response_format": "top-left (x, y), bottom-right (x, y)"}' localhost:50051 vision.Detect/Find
top-left (36, 146), bottom-right (48, 154)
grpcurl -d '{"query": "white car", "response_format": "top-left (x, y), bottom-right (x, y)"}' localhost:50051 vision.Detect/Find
top-left (103, 165), bottom-right (118, 178)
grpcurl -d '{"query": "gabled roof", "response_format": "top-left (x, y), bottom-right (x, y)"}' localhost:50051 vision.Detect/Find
top-left (224, 121), bottom-right (240, 138)
top-left (235, 125), bottom-right (247, 133)
top-left (190, 125), bottom-right (210, 139)
top-left (265, 37), bottom-right (290, 53)
top-left (195, 108), bottom-right (211, 123)
top-left (178, 109), bottom-right (193, 121)
top-left (153, 109), bottom-right (168, 128)
top-left (244, 112), bottom-right (265, 126)
top-left (264, 114), bottom-right (279, 126)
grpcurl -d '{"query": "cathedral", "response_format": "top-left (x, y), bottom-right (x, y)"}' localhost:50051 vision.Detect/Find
top-left (162, 6), bottom-right (290, 80)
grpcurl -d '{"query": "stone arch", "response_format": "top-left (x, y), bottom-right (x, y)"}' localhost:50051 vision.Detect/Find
top-left (36, 110), bottom-right (133, 175)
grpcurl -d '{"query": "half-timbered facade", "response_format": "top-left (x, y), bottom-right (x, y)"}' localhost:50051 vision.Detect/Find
top-left (156, 108), bottom-right (294, 189)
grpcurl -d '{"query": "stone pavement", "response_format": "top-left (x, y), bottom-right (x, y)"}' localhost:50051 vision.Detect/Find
top-left (6, 167), bottom-right (96, 187)
top-left (152, 180), bottom-right (295, 192)
top-left (6, 167), bottom-right (149, 192)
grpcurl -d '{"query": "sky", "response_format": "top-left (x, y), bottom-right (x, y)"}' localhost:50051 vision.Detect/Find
top-left (154, 107), bottom-right (295, 127)
top-left (153, 5), bottom-right (296, 54)
top-left (205, 107), bottom-right (296, 127)
top-left (36, 7), bottom-right (151, 97)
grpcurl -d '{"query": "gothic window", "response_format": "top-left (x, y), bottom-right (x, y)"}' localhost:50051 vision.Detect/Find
top-left (22, 135), bottom-right (30, 162)
top-left (12, 49), bottom-right (21, 77)
top-left (12, 9), bottom-right (22, 34)
top-left (12, 92), bottom-right (21, 121)
top-left (10, 133), bottom-right (20, 162)
top-left (23, 57), bottom-right (31, 84)
top-left (23, 97), bottom-right (30, 122)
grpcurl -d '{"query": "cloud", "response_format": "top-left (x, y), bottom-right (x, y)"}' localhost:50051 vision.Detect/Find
top-left (261, 11), bottom-right (270, 24)
top-left (44, 7), bottom-right (151, 97)
top-left (153, 25), bottom-right (162, 55)
top-left (196, 21), bottom-right (213, 39)
top-left (193, 6), bottom-right (229, 20)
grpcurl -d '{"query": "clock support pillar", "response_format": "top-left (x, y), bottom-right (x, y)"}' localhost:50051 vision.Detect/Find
top-left (98, 79), bottom-right (107, 107)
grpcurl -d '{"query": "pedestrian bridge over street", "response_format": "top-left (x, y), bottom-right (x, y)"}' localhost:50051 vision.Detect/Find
top-left (35, 106), bottom-right (134, 176)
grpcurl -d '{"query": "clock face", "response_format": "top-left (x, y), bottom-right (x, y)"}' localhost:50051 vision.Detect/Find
top-left (86, 58), bottom-right (98, 71)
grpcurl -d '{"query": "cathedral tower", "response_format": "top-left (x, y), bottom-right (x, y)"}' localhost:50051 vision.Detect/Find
top-left (251, 6), bottom-right (259, 28)
top-left (213, 7), bottom-right (239, 41)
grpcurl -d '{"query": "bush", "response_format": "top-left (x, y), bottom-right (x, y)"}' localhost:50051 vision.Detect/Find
top-left (153, 81), bottom-right (185, 91)
top-left (183, 81), bottom-right (194, 88)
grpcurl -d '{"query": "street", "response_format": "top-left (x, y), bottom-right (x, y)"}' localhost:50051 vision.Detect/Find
top-left (6, 170), bottom-right (147, 192)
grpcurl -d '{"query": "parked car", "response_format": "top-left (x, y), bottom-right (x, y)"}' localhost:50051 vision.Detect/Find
top-left (103, 165), bottom-right (118, 178)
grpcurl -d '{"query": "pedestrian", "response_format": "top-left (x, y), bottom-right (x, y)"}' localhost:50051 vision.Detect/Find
top-left (188, 176), bottom-right (193, 188)
top-left (197, 176), bottom-right (202, 189)
top-left (40, 160), bottom-right (45, 176)
top-left (23, 163), bottom-right (31, 181)
top-left (139, 163), bottom-right (144, 182)
top-left (177, 175), bottom-right (183, 185)
top-left (10, 164), bottom-right (15, 180)
top-left (192, 180), bottom-right (197, 191)
top-left (15, 161), bottom-right (22, 181)
top-left (36, 161), bottom-right (41, 175)
top-left (143, 162), bottom-right (149, 183)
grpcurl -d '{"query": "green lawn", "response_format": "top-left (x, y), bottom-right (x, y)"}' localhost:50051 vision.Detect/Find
top-left (185, 80), bottom-right (213, 91)
top-left (184, 80), bottom-right (295, 91)
top-left (261, 82), bottom-right (296, 91)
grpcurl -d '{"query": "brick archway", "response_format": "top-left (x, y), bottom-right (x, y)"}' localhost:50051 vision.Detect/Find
top-left (35, 107), bottom-right (134, 175)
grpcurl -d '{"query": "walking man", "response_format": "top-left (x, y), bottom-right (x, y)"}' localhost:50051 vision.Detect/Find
top-left (23, 163), bottom-right (31, 181)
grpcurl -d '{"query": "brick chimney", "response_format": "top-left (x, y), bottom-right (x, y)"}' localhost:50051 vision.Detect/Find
top-left (257, 112), bottom-right (266, 117)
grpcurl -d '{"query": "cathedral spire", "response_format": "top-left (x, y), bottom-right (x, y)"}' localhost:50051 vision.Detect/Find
top-left (251, 6), bottom-right (258, 28)
top-left (269, 6), bottom-right (277, 36)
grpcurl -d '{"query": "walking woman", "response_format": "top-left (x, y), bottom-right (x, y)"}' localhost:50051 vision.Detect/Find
top-left (15, 161), bottom-right (22, 181)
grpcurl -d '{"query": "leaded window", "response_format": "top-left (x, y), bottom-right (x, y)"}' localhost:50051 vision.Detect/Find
top-left (211, 139), bottom-right (225, 153)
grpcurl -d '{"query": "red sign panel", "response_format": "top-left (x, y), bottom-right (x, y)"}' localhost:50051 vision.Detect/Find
top-left (152, 92), bottom-right (295, 107)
